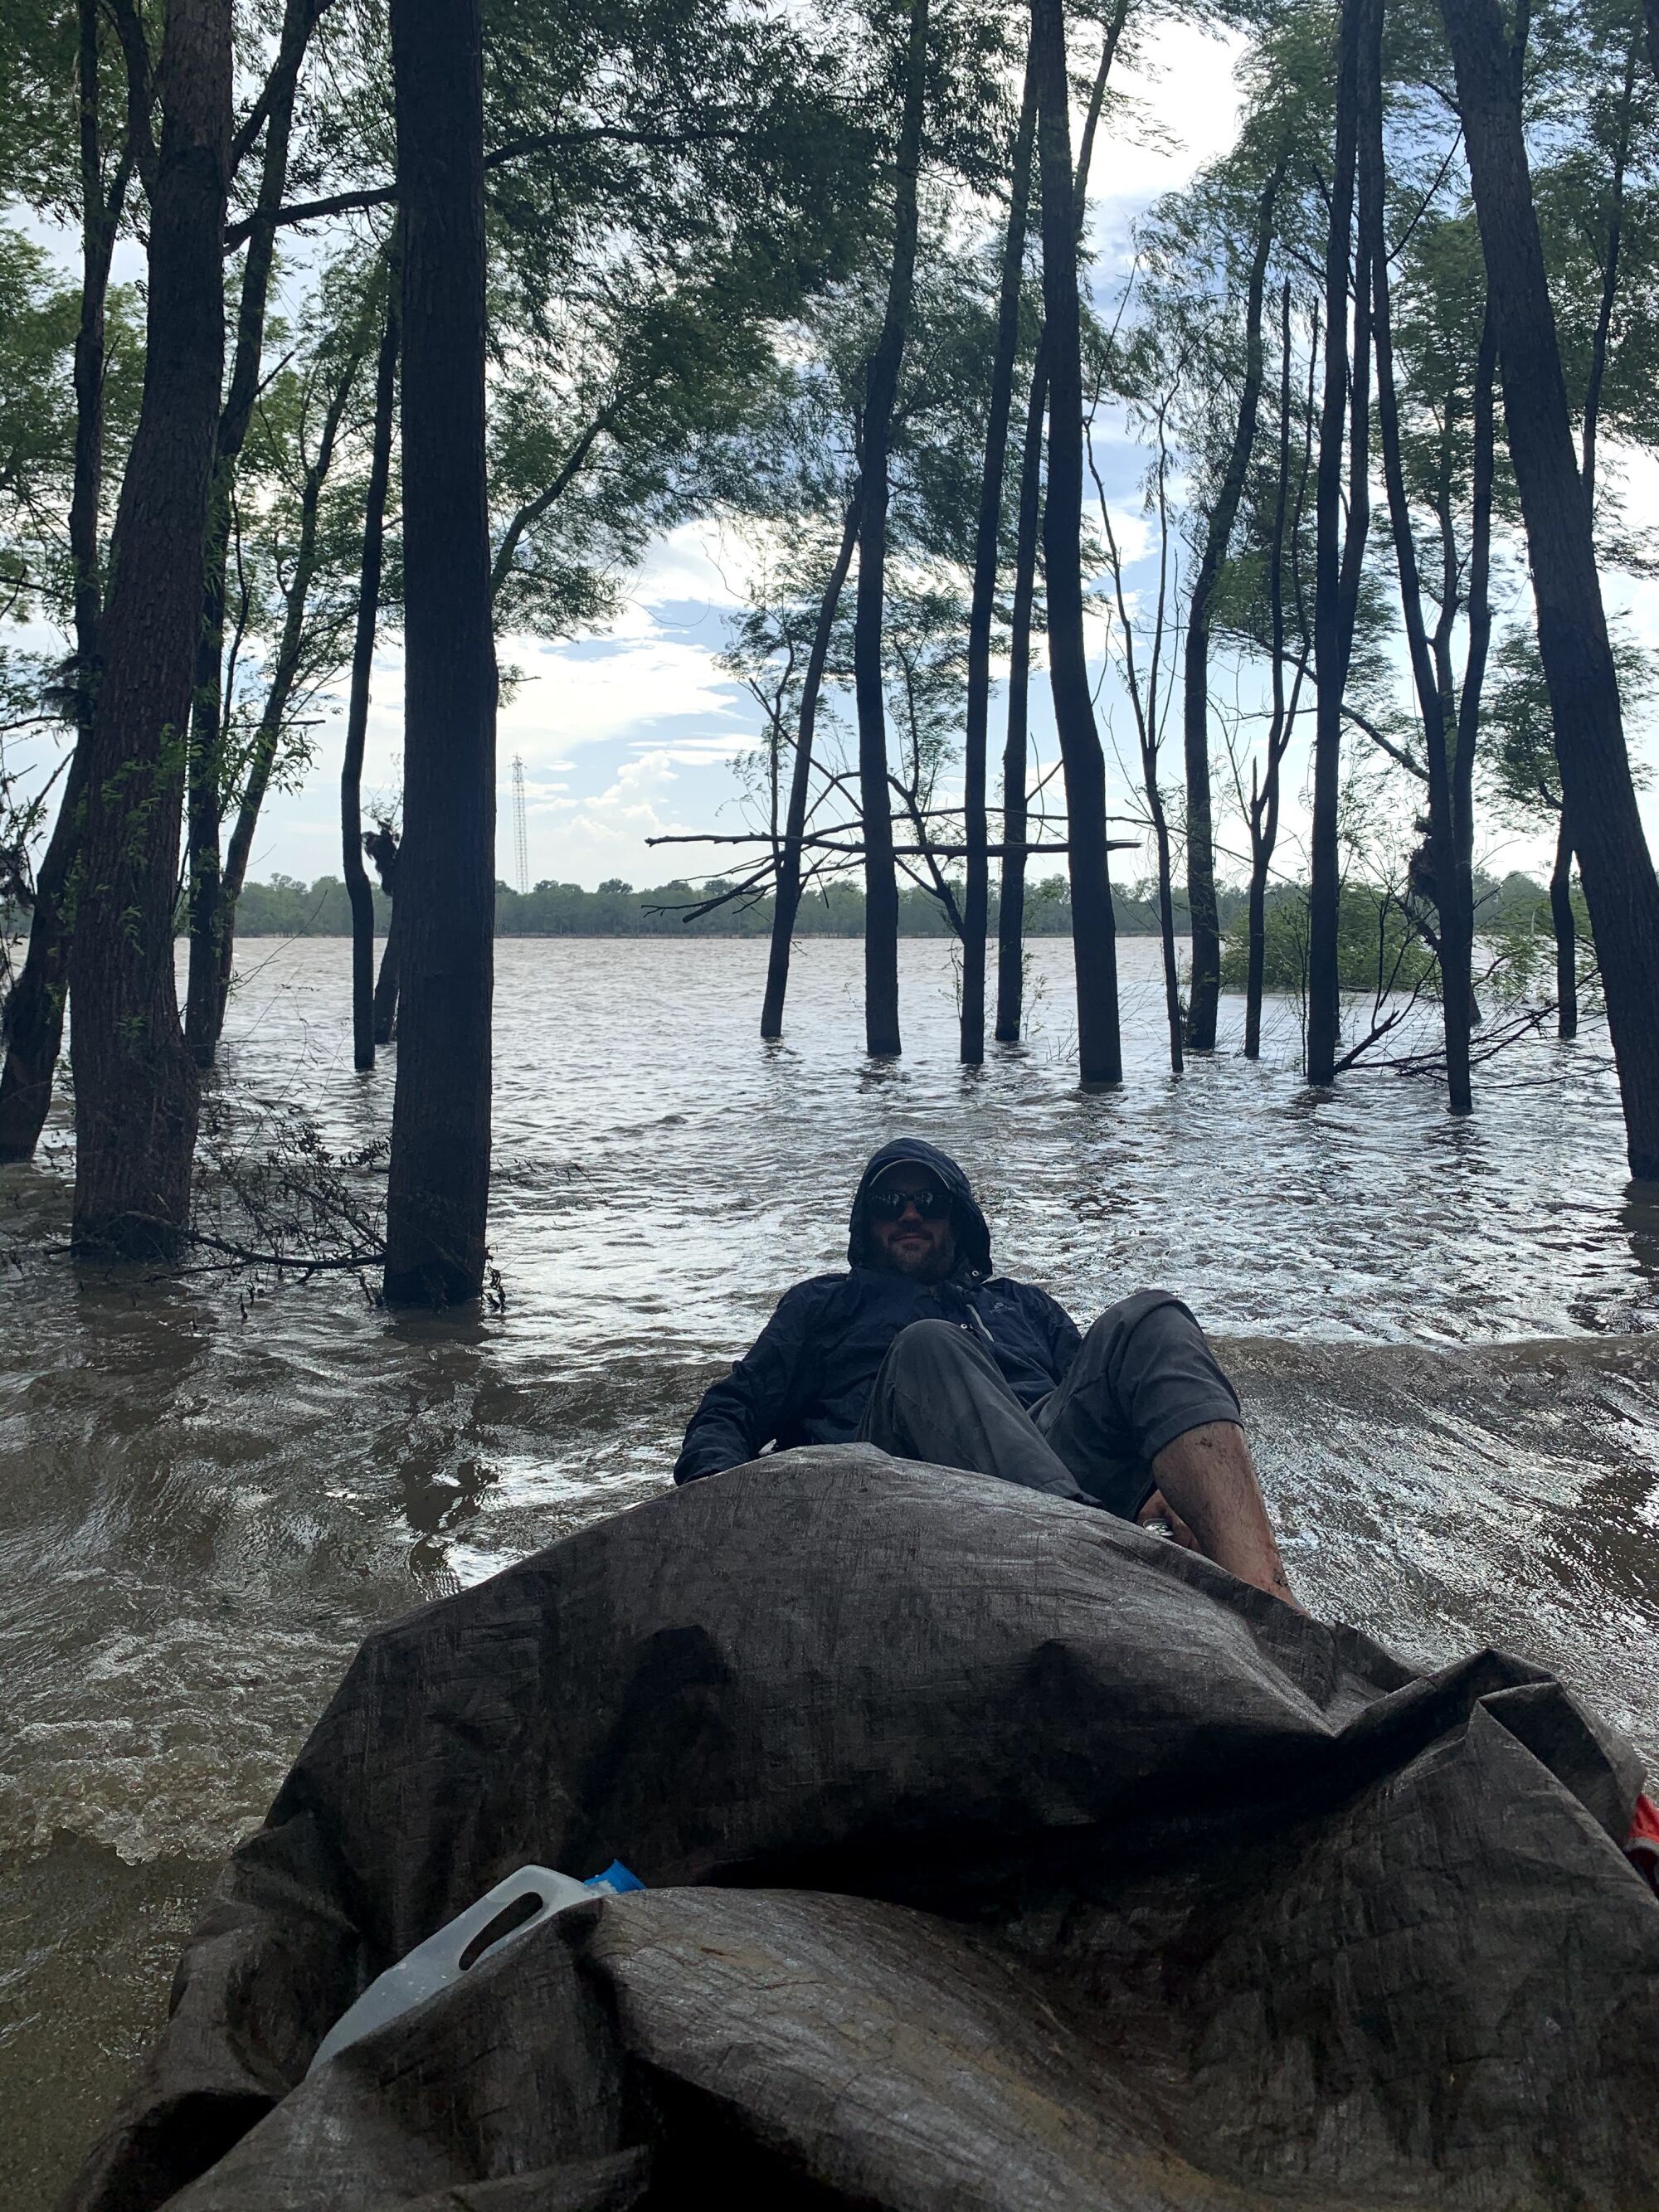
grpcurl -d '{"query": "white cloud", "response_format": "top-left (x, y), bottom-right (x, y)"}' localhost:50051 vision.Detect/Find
top-left (497, 630), bottom-right (742, 761)
top-left (628, 732), bottom-right (763, 764)
top-left (1087, 22), bottom-right (1247, 223)
top-left (626, 518), bottom-right (766, 615)
top-left (521, 749), bottom-right (727, 884)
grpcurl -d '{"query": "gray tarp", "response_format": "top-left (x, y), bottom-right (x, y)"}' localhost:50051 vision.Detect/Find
top-left (63, 1446), bottom-right (1659, 2211)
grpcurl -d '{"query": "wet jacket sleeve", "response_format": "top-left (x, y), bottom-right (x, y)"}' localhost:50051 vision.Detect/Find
top-left (674, 1280), bottom-right (830, 1484)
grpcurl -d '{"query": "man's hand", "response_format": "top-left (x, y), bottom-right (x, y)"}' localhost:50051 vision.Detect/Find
top-left (1136, 1488), bottom-right (1199, 1550)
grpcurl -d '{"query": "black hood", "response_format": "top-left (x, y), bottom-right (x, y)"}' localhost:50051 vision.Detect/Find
top-left (847, 1140), bottom-right (992, 1280)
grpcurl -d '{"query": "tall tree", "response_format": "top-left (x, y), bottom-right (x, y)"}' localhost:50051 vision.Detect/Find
top-left (1440, 0), bottom-right (1659, 1176)
top-left (341, 251), bottom-right (400, 1072)
top-left (760, 484), bottom-right (860, 1039)
top-left (1228, 287), bottom-right (1316, 1060)
top-left (854, 0), bottom-right (929, 1058)
top-left (1034, 0), bottom-right (1120, 1082)
top-left (995, 352), bottom-right (1047, 1043)
top-left (960, 40), bottom-right (1036, 1066)
top-left (214, 336), bottom-right (366, 1033)
top-left (1181, 148), bottom-right (1285, 1052)
top-left (1307, 0), bottom-right (1375, 1085)
top-left (994, 0), bottom-right (1129, 1048)
top-left (1365, 2), bottom-right (1475, 1111)
top-left (67, 0), bottom-right (231, 1256)
top-left (1096, 356), bottom-right (1184, 1074)
top-left (382, 0), bottom-right (498, 1302)
top-left (0, 0), bottom-right (142, 1162)
top-left (183, 0), bottom-right (327, 1065)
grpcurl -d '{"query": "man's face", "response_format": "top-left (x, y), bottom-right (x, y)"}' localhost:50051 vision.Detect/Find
top-left (865, 1164), bottom-right (958, 1282)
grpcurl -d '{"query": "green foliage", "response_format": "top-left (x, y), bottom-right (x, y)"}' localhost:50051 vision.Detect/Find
top-left (1472, 870), bottom-right (1599, 1008)
top-left (1220, 882), bottom-right (1438, 997)
top-left (1482, 621), bottom-right (1655, 826)
top-left (0, 226), bottom-right (141, 627)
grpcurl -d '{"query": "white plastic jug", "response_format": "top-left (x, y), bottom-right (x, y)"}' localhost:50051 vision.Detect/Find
top-left (308, 1863), bottom-right (606, 2072)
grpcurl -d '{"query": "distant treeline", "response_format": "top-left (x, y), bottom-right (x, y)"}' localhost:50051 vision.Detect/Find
top-left (220, 872), bottom-right (1238, 938)
top-left (178, 868), bottom-right (1561, 946)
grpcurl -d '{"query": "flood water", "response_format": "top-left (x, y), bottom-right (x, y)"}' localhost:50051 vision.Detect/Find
top-left (2, 933), bottom-right (1657, 2207)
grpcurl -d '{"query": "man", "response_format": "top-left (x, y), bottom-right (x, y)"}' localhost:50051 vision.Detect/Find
top-left (675, 1140), bottom-right (1298, 1607)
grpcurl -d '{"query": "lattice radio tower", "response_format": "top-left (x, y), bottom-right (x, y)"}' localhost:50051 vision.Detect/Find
top-left (511, 755), bottom-right (529, 893)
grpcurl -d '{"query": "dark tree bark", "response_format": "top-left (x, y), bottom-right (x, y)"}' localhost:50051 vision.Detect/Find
top-left (960, 40), bottom-right (1037, 1066)
top-left (995, 356), bottom-right (1047, 1043)
top-left (342, 255), bottom-right (401, 1072)
top-left (1550, 812), bottom-right (1578, 1040)
top-left (67, 0), bottom-right (231, 1257)
top-left (1097, 394), bottom-right (1180, 1073)
top-left (1365, 0), bottom-right (1474, 1115)
top-left (1308, 0), bottom-right (1376, 1084)
top-left (990, 3), bottom-right (1126, 1049)
top-left (760, 485), bottom-right (860, 1039)
top-left (213, 353), bottom-right (358, 1033)
top-left (1542, 37), bottom-right (1638, 1009)
top-left (183, 0), bottom-right (326, 1067)
top-left (854, 0), bottom-right (928, 1059)
top-left (1244, 289), bottom-right (1315, 1060)
top-left (362, 825), bottom-right (402, 1041)
top-left (0, 0), bottom-right (138, 1161)
top-left (1034, 0), bottom-right (1119, 1083)
top-left (382, 0), bottom-right (498, 1303)
top-left (1441, 0), bottom-right (1659, 1177)
top-left (1182, 153), bottom-right (1284, 1053)
top-left (1454, 307), bottom-right (1497, 1033)
top-left (373, 902), bottom-right (403, 1043)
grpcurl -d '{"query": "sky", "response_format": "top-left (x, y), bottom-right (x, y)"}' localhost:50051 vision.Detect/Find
top-left (9, 17), bottom-right (1657, 898)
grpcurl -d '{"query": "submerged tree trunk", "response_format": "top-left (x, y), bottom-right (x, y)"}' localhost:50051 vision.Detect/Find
top-left (854, 0), bottom-right (928, 1060)
top-left (1148, 778), bottom-right (1184, 1075)
top-left (382, 0), bottom-right (498, 1303)
top-left (183, 0), bottom-right (324, 1067)
top-left (991, 7), bottom-right (1125, 1050)
top-left (761, 484), bottom-right (860, 1039)
top-left (1542, 40), bottom-right (1637, 1028)
top-left (362, 824), bottom-right (402, 1041)
top-left (995, 355), bottom-right (1046, 1044)
top-left (1034, 0), bottom-right (1119, 1083)
top-left (213, 353), bottom-right (359, 1033)
top-left (68, 0), bottom-right (231, 1257)
top-left (1454, 307), bottom-right (1496, 1039)
top-left (0, 0), bottom-right (134, 1162)
top-left (1550, 812), bottom-right (1578, 1040)
top-left (1183, 153), bottom-right (1284, 1053)
top-left (1441, 0), bottom-right (1659, 1177)
top-left (342, 255), bottom-right (401, 1072)
top-left (1245, 286), bottom-right (1313, 1061)
top-left (961, 41), bottom-right (1037, 1067)
top-left (373, 897), bottom-right (403, 1044)
top-left (1308, 0), bottom-right (1374, 1084)
top-left (1366, 3), bottom-right (1473, 1116)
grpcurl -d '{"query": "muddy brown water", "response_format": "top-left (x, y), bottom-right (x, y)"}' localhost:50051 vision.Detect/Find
top-left (2, 936), bottom-right (1657, 2207)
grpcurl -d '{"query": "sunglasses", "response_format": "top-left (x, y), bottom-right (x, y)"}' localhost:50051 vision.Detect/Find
top-left (866, 1184), bottom-right (951, 1223)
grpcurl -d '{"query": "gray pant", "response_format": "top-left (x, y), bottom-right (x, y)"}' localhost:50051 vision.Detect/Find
top-left (855, 1292), bottom-right (1243, 1519)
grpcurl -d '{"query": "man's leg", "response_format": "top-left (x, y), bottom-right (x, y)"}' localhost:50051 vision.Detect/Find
top-left (1144, 1421), bottom-right (1299, 1610)
top-left (1037, 1291), bottom-right (1299, 1606)
top-left (857, 1320), bottom-right (1086, 1501)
